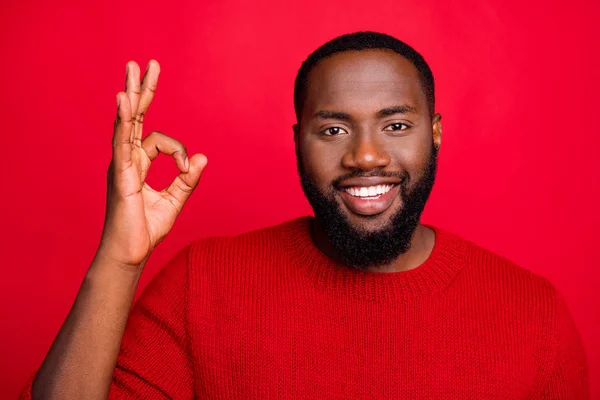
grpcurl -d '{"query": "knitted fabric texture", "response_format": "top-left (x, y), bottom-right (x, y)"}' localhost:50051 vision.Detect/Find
top-left (20, 217), bottom-right (589, 399)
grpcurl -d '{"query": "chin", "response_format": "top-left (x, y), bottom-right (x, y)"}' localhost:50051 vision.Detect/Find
top-left (340, 203), bottom-right (402, 233)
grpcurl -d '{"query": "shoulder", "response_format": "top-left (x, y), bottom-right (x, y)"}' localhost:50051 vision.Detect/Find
top-left (435, 226), bottom-right (561, 315)
top-left (434, 228), bottom-right (588, 394)
top-left (186, 217), bottom-right (309, 268)
top-left (436, 227), bottom-right (567, 356)
top-left (179, 217), bottom-right (311, 300)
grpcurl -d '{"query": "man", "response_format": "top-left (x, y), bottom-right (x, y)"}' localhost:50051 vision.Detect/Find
top-left (22, 32), bottom-right (588, 399)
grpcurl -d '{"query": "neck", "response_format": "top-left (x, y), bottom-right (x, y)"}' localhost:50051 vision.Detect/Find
top-left (311, 219), bottom-right (436, 273)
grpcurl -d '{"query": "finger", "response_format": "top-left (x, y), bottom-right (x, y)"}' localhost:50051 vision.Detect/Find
top-left (112, 92), bottom-right (133, 167)
top-left (125, 61), bottom-right (141, 136)
top-left (135, 60), bottom-right (160, 142)
top-left (141, 131), bottom-right (189, 172)
top-left (163, 153), bottom-right (208, 212)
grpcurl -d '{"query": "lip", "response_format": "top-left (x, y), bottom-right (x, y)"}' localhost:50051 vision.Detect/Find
top-left (338, 184), bottom-right (401, 216)
top-left (336, 176), bottom-right (402, 189)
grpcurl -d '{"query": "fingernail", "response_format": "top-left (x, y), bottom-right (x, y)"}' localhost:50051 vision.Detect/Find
top-left (184, 157), bottom-right (189, 170)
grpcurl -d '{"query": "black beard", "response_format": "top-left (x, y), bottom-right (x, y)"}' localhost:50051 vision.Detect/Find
top-left (297, 144), bottom-right (438, 270)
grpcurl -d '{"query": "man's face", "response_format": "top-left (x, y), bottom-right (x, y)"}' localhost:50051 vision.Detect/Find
top-left (295, 49), bottom-right (442, 269)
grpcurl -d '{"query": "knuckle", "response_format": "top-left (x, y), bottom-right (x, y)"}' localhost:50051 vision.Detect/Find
top-left (112, 136), bottom-right (132, 148)
top-left (142, 84), bottom-right (157, 93)
top-left (143, 131), bottom-right (160, 142)
top-left (175, 180), bottom-right (193, 194)
top-left (117, 114), bottom-right (133, 123)
top-left (144, 131), bottom-right (187, 155)
top-left (172, 143), bottom-right (186, 156)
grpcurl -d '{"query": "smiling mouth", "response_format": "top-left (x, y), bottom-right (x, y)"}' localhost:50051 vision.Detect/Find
top-left (337, 184), bottom-right (401, 216)
top-left (342, 184), bottom-right (396, 200)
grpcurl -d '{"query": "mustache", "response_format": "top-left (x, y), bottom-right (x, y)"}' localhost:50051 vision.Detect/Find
top-left (331, 170), bottom-right (408, 188)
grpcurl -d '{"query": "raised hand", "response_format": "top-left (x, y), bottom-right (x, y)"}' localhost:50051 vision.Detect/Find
top-left (97, 60), bottom-right (207, 269)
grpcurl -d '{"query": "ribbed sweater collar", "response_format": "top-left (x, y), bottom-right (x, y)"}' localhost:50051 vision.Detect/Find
top-left (281, 216), bottom-right (467, 301)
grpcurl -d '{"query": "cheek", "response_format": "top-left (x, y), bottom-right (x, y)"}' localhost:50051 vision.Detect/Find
top-left (388, 136), bottom-right (432, 175)
top-left (299, 139), bottom-right (344, 187)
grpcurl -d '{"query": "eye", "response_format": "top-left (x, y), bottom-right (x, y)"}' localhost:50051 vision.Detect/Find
top-left (383, 122), bottom-right (410, 132)
top-left (321, 126), bottom-right (348, 136)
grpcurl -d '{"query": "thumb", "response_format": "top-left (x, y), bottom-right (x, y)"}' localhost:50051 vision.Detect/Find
top-left (164, 153), bottom-right (208, 211)
top-left (184, 153), bottom-right (208, 186)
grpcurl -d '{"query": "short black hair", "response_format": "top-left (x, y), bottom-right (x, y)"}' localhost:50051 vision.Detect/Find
top-left (293, 31), bottom-right (435, 122)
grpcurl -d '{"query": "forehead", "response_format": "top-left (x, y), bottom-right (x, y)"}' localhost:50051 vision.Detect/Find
top-left (303, 49), bottom-right (426, 117)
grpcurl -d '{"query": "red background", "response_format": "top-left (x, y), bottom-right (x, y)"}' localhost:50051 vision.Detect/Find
top-left (1, 0), bottom-right (599, 398)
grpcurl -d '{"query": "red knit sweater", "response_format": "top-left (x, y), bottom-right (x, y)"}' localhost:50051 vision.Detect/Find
top-left (21, 217), bottom-right (589, 399)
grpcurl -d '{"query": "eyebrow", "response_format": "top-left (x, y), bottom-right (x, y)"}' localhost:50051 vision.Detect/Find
top-left (377, 105), bottom-right (417, 117)
top-left (312, 110), bottom-right (351, 121)
top-left (312, 104), bottom-right (418, 121)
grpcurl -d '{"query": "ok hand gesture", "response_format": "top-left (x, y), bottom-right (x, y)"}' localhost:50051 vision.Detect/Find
top-left (97, 60), bottom-right (207, 270)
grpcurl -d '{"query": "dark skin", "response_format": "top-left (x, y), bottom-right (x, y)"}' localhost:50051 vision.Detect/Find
top-left (31, 61), bottom-right (207, 399)
top-left (31, 51), bottom-right (441, 398)
top-left (294, 49), bottom-right (443, 273)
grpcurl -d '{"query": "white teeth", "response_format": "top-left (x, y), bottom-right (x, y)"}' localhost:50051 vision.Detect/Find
top-left (344, 184), bottom-right (394, 198)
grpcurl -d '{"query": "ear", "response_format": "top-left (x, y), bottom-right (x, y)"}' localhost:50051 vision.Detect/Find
top-left (432, 113), bottom-right (442, 149)
top-left (293, 123), bottom-right (300, 154)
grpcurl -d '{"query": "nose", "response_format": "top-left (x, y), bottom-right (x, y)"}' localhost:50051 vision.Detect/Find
top-left (341, 132), bottom-right (391, 171)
